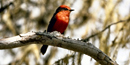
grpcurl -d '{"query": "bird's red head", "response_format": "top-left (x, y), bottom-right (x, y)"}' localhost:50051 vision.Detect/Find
top-left (59, 5), bottom-right (74, 11)
top-left (55, 5), bottom-right (74, 14)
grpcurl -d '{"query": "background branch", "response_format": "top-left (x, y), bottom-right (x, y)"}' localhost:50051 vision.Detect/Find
top-left (0, 2), bottom-right (13, 13)
top-left (82, 19), bottom-right (128, 42)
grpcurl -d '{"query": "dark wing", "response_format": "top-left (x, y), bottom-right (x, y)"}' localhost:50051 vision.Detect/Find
top-left (41, 13), bottom-right (57, 55)
top-left (47, 13), bottom-right (57, 32)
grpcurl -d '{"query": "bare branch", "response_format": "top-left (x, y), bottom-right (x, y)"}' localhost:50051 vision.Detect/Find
top-left (0, 31), bottom-right (118, 65)
top-left (82, 20), bottom-right (128, 42)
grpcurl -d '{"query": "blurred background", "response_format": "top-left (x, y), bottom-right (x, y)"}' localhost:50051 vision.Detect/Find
top-left (0, 0), bottom-right (130, 65)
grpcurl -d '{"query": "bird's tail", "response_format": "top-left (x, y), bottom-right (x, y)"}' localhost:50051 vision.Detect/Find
top-left (40, 45), bottom-right (48, 55)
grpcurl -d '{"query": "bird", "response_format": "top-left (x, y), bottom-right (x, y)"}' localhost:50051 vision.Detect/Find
top-left (40, 5), bottom-right (74, 55)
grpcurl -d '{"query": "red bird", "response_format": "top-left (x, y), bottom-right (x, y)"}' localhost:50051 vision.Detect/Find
top-left (41, 5), bottom-right (74, 55)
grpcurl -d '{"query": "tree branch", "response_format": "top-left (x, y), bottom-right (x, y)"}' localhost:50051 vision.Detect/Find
top-left (0, 31), bottom-right (118, 65)
top-left (0, 2), bottom-right (13, 13)
top-left (82, 19), bottom-right (128, 41)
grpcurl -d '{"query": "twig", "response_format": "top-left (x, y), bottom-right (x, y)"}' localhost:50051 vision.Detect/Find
top-left (0, 31), bottom-right (118, 65)
top-left (0, 2), bottom-right (13, 13)
top-left (54, 54), bottom-right (75, 64)
top-left (82, 20), bottom-right (128, 42)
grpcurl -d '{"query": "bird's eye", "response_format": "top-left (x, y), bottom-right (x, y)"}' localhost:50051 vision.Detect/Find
top-left (63, 8), bottom-right (68, 10)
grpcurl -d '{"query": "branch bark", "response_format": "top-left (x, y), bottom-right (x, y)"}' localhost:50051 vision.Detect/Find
top-left (0, 31), bottom-right (118, 65)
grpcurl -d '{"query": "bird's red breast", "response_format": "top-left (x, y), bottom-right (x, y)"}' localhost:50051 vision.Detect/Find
top-left (51, 10), bottom-right (70, 33)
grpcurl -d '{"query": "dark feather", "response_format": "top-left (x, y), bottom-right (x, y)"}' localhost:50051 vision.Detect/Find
top-left (47, 12), bottom-right (57, 32)
top-left (41, 11), bottom-right (57, 55)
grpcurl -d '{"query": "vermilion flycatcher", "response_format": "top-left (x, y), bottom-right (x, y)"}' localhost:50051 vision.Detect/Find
top-left (41, 5), bottom-right (74, 55)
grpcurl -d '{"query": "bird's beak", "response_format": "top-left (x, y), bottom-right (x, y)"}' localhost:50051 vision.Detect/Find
top-left (69, 9), bottom-right (74, 11)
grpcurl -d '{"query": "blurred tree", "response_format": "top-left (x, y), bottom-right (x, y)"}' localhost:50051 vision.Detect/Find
top-left (0, 0), bottom-right (130, 65)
